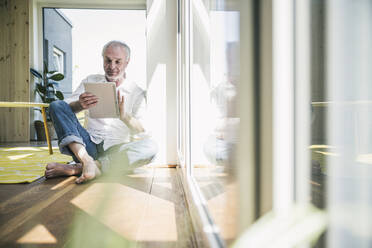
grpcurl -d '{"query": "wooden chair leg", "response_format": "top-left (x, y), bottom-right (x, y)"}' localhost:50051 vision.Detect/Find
top-left (41, 107), bottom-right (53, 155)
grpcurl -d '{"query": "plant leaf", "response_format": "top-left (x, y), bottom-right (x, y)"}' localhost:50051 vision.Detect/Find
top-left (55, 91), bottom-right (64, 100)
top-left (35, 89), bottom-right (46, 102)
top-left (46, 82), bottom-right (56, 88)
top-left (48, 73), bottom-right (64, 81)
top-left (50, 86), bottom-right (56, 94)
top-left (48, 70), bottom-right (58, 74)
top-left (30, 68), bottom-right (42, 79)
top-left (35, 83), bottom-right (46, 95)
top-left (45, 98), bottom-right (54, 103)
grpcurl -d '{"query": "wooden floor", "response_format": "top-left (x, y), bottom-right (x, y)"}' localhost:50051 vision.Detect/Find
top-left (0, 166), bottom-right (196, 248)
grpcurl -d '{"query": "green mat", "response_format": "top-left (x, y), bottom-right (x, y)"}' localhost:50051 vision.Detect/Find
top-left (0, 147), bottom-right (72, 184)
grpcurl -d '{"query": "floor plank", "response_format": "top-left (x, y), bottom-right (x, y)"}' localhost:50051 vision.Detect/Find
top-left (194, 167), bottom-right (238, 245)
top-left (0, 164), bottom-right (195, 248)
top-left (136, 168), bottom-right (196, 248)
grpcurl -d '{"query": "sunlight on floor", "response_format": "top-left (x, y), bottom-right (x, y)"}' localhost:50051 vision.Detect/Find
top-left (51, 176), bottom-right (77, 190)
top-left (127, 173), bottom-right (153, 178)
top-left (17, 224), bottom-right (57, 244)
top-left (207, 182), bottom-right (237, 240)
top-left (70, 182), bottom-right (177, 241)
top-left (7, 153), bottom-right (34, 161)
top-left (153, 182), bottom-right (172, 190)
top-left (2, 147), bottom-right (42, 152)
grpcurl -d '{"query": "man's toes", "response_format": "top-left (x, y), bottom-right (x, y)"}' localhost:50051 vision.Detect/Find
top-left (45, 169), bottom-right (58, 179)
top-left (75, 175), bottom-right (86, 184)
top-left (46, 163), bottom-right (56, 170)
top-left (45, 169), bottom-right (53, 178)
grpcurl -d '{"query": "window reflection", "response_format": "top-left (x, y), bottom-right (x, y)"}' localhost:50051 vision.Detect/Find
top-left (310, 0), bottom-right (327, 211)
top-left (311, 1), bottom-right (372, 247)
top-left (190, 0), bottom-right (240, 244)
top-left (181, 0), bottom-right (372, 246)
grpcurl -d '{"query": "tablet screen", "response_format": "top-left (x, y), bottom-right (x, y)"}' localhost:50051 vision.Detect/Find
top-left (83, 82), bottom-right (120, 118)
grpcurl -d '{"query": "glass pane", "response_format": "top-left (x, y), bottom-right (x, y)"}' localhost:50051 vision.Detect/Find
top-left (190, 0), bottom-right (240, 244)
top-left (310, 0), bottom-right (326, 210)
top-left (310, 1), bottom-right (372, 247)
top-left (310, 1), bottom-right (327, 246)
top-left (326, 1), bottom-right (372, 247)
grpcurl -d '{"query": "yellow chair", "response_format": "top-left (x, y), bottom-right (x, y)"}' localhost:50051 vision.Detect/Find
top-left (0, 101), bottom-right (53, 155)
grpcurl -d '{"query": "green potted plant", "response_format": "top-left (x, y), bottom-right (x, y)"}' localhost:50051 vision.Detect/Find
top-left (30, 62), bottom-right (65, 141)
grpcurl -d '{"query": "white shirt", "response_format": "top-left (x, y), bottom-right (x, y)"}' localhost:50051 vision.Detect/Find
top-left (65, 74), bottom-right (147, 150)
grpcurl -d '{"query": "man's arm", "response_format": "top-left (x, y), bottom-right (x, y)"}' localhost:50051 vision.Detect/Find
top-left (70, 93), bottom-right (99, 113)
top-left (69, 100), bottom-right (84, 113)
top-left (118, 91), bottom-right (145, 133)
top-left (120, 113), bottom-right (145, 133)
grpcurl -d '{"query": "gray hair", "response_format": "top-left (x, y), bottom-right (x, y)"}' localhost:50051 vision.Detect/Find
top-left (102, 40), bottom-right (131, 62)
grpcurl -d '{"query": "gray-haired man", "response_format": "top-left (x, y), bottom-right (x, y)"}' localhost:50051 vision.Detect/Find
top-left (45, 40), bottom-right (157, 184)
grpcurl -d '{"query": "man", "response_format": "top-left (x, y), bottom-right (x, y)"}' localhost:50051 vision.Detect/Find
top-left (45, 40), bottom-right (157, 184)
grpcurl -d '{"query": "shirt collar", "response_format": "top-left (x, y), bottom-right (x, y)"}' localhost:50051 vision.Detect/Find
top-left (116, 78), bottom-right (134, 93)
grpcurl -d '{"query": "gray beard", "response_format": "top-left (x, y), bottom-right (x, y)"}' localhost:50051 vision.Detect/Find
top-left (105, 71), bottom-right (126, 82)
top-left (106, 75), bottom-right (121, 82)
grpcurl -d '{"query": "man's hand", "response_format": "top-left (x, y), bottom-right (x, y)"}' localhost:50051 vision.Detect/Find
top-left (79, 92), bottom-right (98, 109)
top-left (118, 90), bottom-right (144, 133)
top-left (70, 92), bottom-right (98, 113)
top-left (118, 90), bottom-right (126, 119)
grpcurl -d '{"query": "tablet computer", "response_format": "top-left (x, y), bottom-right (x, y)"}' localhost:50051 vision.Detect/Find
top-left (83, 82), bottom-right (120, 118)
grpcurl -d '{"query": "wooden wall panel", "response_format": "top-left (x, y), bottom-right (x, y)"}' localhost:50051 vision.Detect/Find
top-left (0, 0), bottom-right (30, 142)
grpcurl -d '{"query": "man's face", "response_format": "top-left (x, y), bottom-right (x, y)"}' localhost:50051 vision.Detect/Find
top-left (103, 45), bottom-right (129, 82)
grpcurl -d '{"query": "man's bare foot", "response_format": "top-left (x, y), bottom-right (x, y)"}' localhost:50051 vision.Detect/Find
top-left (45, 162), bottom-right (82, 178)
top-left (75, 160), bottom-right (101, 184)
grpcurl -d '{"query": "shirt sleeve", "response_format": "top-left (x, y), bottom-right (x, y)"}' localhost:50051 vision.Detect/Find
top-left (64, 82), bottom-right (85, 104)
top-left (132, 89), bottom-right (146, 119)
top-left (131, 88), bottom-right (151, 139)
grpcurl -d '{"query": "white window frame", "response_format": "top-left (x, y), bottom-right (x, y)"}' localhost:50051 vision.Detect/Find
top-left (52, 46), bottom-right (64, 74)
top-left (272, 0), bottom-right (296, 211)
top-left (234, 0), bottom-right (327, 247)
top-left (177, 0), bottom-right (225, 247)
top-left (29, 0), bottom-right (146, 86)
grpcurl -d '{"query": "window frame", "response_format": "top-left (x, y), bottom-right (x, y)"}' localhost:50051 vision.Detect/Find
top-left (29, 0), bottom-right (146, 88)
top-left (52, 46), bottom-right (65, 74)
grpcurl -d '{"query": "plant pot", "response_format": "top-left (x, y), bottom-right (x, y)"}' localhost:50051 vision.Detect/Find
top-left (34, 120), bottom-right (57, 141)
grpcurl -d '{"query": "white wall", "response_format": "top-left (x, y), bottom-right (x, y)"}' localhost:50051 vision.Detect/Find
top-left (60, 9), bottom-right (147, 91)
top-left (146, 0), bottom-right (177, 165)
